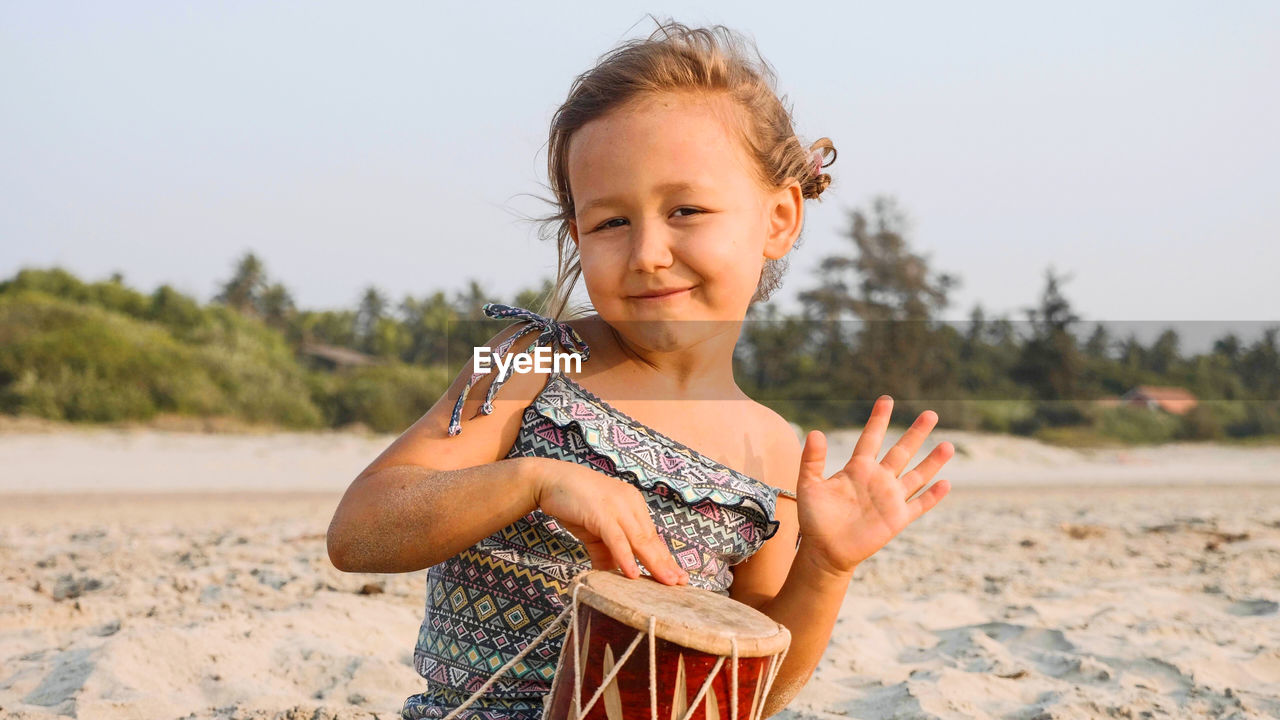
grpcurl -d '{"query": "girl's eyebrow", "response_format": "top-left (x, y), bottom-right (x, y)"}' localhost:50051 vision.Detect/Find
top-left (578, 181), bottom-right (706, 214)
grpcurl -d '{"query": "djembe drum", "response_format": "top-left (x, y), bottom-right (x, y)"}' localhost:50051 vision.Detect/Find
top-left (543, 570), bottom-right (791, 720)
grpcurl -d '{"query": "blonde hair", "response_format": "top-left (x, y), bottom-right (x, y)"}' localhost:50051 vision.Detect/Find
top-left (533, 17), bottom-right (837, 320)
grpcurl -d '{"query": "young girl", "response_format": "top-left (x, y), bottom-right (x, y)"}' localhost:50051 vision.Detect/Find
top-left (327, 20), bottom-right (953, 720)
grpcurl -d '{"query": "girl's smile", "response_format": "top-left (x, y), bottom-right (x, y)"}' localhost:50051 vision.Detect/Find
top-left (629, 284), bottom-right (697, 302)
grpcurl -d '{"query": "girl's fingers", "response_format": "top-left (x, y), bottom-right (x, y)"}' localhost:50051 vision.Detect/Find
top-left (600, 525), bottom-right (639, 579)
top-left (879, 410), bottom-right (939, 477)
top-left (623, 508), bottom-right (685, 585)
top-left (798, 430), bottom-right (828, 488)
top-left (631, 531), bottom-right (684, 584)
top-left (907, 478), bottom-right (951, 521)
top-left (899, 442), bottom-right (955, 499)
top-left (581, 540), bottom-right (617, 573)
top-left (849, 396), bottom-right (893, 467)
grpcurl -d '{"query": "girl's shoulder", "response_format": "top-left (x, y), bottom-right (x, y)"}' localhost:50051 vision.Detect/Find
top-left (351, 309), bottom-right (559, 482)
top-left (749, 403), bottom-right (803, 499)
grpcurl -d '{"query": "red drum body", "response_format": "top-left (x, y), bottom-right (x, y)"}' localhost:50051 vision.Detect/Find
top-left (543, 571), bottom-right (790, 720)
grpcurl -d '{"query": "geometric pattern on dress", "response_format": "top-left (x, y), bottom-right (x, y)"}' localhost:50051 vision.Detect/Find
top-left (402, 684), bottom-right (545, 720)
top-left (404, 306), bottom-right (789, 720)
top-left (516, 405), bottom-right (766, 590)
top-left (532, 373), bottom-right (790, 538)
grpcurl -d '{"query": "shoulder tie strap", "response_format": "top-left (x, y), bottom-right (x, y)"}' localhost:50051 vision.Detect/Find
top-left (448, 303), bottom-right (591, 436)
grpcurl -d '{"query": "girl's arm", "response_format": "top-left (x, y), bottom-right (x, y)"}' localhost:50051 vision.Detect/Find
top-left (328, 456), bottom-right (550, 573)
top-left (326, 323), bottom-right (684, 582)
top-left (730, 398), bottom-right (954, 718)
top-left (327, 323), bottom-right (554, 573)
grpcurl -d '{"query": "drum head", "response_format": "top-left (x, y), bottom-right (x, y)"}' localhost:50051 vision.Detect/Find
top-left (572, 571), bottom-right (790, 657)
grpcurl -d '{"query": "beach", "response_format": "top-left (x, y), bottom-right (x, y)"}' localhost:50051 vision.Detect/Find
top-left (1, 426), bottom-right (1277, 719)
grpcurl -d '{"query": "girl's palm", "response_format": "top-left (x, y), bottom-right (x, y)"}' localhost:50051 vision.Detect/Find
top-left (797, 396), bottom-right (953, 576)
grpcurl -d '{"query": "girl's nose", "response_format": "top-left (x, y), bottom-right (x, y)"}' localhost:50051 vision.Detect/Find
top-left (627, 219), bottom-right (675, 274)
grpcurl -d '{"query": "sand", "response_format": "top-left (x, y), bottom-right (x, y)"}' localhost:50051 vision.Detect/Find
top-left (1, 425), bottom-right (1277, 719)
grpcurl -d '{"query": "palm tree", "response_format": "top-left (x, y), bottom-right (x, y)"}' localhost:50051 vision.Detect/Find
top-left (354, 286), bottom-right (389, 351)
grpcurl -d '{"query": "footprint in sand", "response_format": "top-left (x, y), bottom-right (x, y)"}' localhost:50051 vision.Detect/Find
top-left (1227, 598), bottom-right (1278, 616)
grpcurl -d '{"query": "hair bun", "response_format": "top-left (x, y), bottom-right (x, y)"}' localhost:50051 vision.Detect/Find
top-left (804, 138), bottom-right (837, 200)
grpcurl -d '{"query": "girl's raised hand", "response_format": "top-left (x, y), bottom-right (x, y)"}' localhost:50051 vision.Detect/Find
top-left (534, 461), bottom-right (689, 586)
top-left (796, 395), bottom-right (953, 578)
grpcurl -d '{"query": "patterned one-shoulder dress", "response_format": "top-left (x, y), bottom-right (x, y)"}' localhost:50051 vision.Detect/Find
top-left (401, 303), bottom-right (795, 720)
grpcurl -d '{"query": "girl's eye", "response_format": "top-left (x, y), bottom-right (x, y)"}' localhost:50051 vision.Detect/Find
top-left (590, 208), bottom-right (702, 232)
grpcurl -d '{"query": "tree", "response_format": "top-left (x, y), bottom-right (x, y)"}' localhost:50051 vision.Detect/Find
top-left (259, 282), bottom-right (296, 332)
top-left (1013, 266), bottom-right (1083, 401)
top-left (962, 304), bottom-right (986, 360)
top-left (740, 301), bottom-right (815, 392)
top-left (514, 278), bottom-right (556, 317)
top-left (797, 195), bottom-right (960, 417)
top-left (215, 252), bottom-right (268, 315)
top-left (148, 284), bottom-right (204, 330)
top-left (453, 279), bottom-right (492, 319)
top-left (354, 286), bottom-right (388, 351)
top-left (1239, 327), bottom-right (1280, 400)
top-left (1145, 328), bottom-right (1181, 375)
top-left (1084, 323), bottom-right (1113, 360)
top-left (1213, 333), bottom-right (1242, 363)
top-left (299, 309), bottom-right (357, 348)
top-left (957, 303), bottom-right (1020, 397)
top-left (400, 291), bottom-right (457, 365)
top-left (450, 280), bottom-right (503, 368)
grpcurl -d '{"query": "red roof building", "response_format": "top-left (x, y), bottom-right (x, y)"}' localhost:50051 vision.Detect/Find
top-left (1120, 385), bottom-right (1199, 415)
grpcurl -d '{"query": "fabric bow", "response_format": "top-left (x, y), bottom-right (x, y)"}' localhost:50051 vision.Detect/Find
top-left (448, 303), bottom-right (591, 436)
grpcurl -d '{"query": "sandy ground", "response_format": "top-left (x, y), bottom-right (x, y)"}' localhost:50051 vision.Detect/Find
top-left (1, 426), bottom-right (1278, 719)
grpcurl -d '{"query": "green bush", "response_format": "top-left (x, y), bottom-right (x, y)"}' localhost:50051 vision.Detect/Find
top-left (1034, 400), bottom-right (1097, 427)
top-left (1031, 425), bottom-right (1124, 448)
top-left (1095, 405), bottom-right (1181, 445)
top-left (0, 291), bottom-right (322, 427)
top-left (1176, 403), bottom-right (1224, 440)
top-left (1171, 402), bottom-right (1280, 443)
top-left (972, 399), bottom-right (1037, 434)
top-left (314, 363), bottom-right (452, 433)
top-left (189, 309), bottom-right (324, 427)
top-left (1226, 401), bottom-right (1280, 438)
top-left (0, 267), bottom-right (151, 320)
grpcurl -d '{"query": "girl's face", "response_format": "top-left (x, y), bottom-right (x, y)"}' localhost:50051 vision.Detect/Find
top-left (567, 91), bottom-right (802, 352)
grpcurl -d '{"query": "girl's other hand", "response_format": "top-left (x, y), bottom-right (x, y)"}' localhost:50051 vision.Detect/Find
top-left (796, 396), bottom-right (953, 578)
top-left (534, 462), bottom-right (689, 586)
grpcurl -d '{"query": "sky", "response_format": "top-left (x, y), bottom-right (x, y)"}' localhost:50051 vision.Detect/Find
top-left (2, 1), bottom-right (1277, 351)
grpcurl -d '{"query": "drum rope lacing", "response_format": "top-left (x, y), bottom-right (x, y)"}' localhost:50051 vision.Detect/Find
top-left (437, 570), bottom-right (790, 720)
top-left (569, 583), bottom-right (651, 720)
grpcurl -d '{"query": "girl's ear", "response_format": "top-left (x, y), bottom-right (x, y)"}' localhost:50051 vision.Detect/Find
top-left (568, 219), bottom-right (580, 248)
top-left (764, 181), bottom-right (804, 260)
